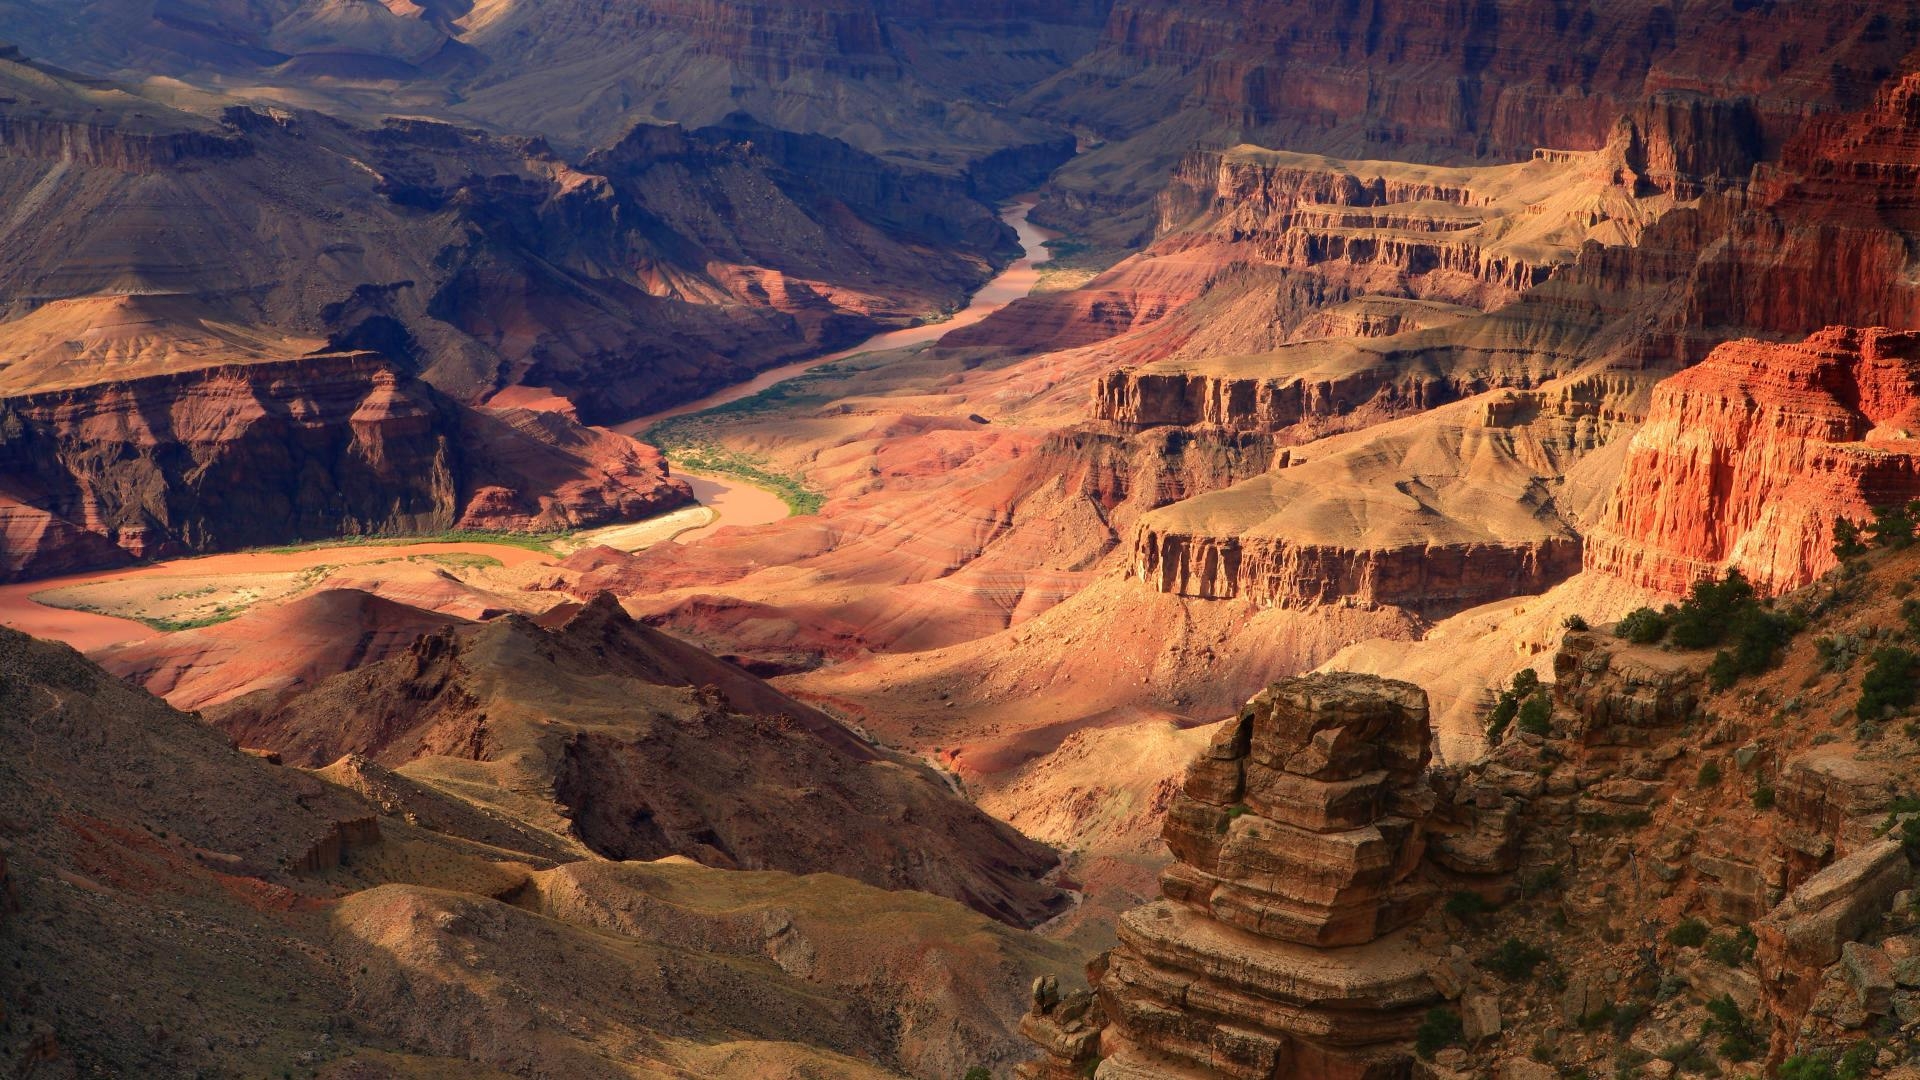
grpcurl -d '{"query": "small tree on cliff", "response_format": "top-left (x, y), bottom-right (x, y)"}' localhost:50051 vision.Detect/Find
top-left (1868, 501), bottom-right (1920, 549)
top-left (1485, 669), bottom-right (1542, 743)
top-left (1832, 516), bottom-right (1868, 559)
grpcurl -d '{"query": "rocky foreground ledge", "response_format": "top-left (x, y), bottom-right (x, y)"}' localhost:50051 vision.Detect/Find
top-left (1021, 551), bottom-right (1920, 1078)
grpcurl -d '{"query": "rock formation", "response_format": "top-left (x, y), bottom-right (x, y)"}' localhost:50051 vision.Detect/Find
top-left (1586, 327), bottom-right (1920, 597)
top-left (1086, 672), bottom-right (1448, 1079)
top-left (0, 47), bottom-right (1015, 418)
top-left (0, 351), bottom-right (692, 581)
top-left (1029, 0), bottom-right (1920, 244)
top-left (3, 0), bottom-right (1103, 184)
top-left (210, 591), bottom-right (1070, 927)
top-left (0, 620), bottom-right (1078, 1078)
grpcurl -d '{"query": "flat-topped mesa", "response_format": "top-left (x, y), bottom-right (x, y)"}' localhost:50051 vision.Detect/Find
top-left (1125, 396), bottom-right (1592, 615)
top-left (0, 51), bottom-right (251, 173)
top-left (1084, 673), bottom-right (1445, 1080)
top-left (1150, 137), bottom-right (1671, 308)
top-left (1584, 327), bottom-right (1920, 597)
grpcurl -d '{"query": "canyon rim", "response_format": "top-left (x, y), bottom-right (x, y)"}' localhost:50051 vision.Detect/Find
top-left (8, 4), bottom-right (1920, 1080)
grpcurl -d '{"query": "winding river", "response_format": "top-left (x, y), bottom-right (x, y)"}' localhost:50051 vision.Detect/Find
top-left (614, 196), bottom-right (1055, 433)
top-left (0, 199), bottom-right (1055, 651)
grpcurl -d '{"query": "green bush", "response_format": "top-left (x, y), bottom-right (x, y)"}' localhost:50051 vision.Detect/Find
top-left (1837, 1041), bottom-right (1877, 1080)
top-left (1665, 918), bottom-right (1709, 948)
top-left (1753, 783), bottom-right (1776, 810)
top-left (1704, 926), bottom-right (1757, 966)
top-left (1707, 604), bottom-right (1803, 689)
top-left (1617, 570), bottom-right (1805, 688)
top-left (1696, 761), bottom-right (1723, 788)
top-left (1904, 598), bottom-right (1920, 637)
top-left (1485, 937), bottom-right (1550, 981)
top-left (1609, 1002), bottom-right (1648, 1040)
top-left (1869, 501), bottom-right (1920, 548)
top-left (1444, 890), bottom-right (1492, 921)
top-left (1615, 606), bottom-right (1670, 644)
top-left (964, 1069), bottom-right (992, 1080)
top-left (1779, 1056), bottom-right (1837, 1080)
top-left (1858, 646), bottom-right (1919, 720)
top-left (1486, 669), bottom-right (1544, 741)
top-left (1517, 691), bottom-right (1553, 736)
top-left (1414, 1008), bottom-right (1464, 1059)
top-left (1669, 570), bottom-right (1758, 648)
top-left (1703, 994), bottom-right (1760, 1062)
top-left (1518, 864), bottom-right (1565, 898)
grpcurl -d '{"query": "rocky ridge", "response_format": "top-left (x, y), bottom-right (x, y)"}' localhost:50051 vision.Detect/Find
top-left (208, 591), bottom-right (1070, 927)
top-left (0, 620), bottom-right (1080, 1078)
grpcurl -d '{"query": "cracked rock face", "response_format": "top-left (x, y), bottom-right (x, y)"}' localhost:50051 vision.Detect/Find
top-left (1091, 672), bottom-right (1447, 1080)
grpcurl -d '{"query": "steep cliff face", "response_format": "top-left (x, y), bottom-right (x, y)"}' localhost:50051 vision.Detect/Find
top-left (1121, 384), bottom-right (1615, 616)
top-left (0, 352), bottom-right (691, 580)
top-left (0, 46), bottom-right (252, 170)
top-left (1586, 327), bottom-right (1920, 597)
top-left (1028, 0), bottom-right (1920, 243)
top-left (963, 129), bottom-right (1666, 370)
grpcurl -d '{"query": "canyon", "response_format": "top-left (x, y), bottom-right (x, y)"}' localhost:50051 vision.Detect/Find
top-left (8, 4), bottom-right (1920, 1080)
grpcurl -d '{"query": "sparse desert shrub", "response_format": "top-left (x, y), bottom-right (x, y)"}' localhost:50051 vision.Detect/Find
top-left (1485, 937), bottom-right (1550, 981)
top-left (1833, 516), bottom-right (1868, 559)
top-left (1778, 1056), bottom-right (1837, 1080)
top-left (1666, 918), bottom-right (1710, 948)
top-left (1486, 668), bottom-right (1544, 741)
top-left (1869, 501), bottom-right (1920, 548)
top-left (1704, 927), bottom-right (1757, 966)
top-left (1857, 646), bottom-right (1919, 720)
top-left (1616, 607), bottom-right (1670, 644)
top-left (1517, 691), bottom-right (1553, 736)
top-left (1415, 1008), bottom-right (1464, 1059)
top-left (1696, 761), bottom-right (1723, 788)
top-left (1445, 890), bottom-right (1492, 921)
top-left (1837, 1041), bottom-right (1876, 1080)
top-left (1703, 994), bottom-right (1760, 1062)
top-left (1519, 864), bottom-right (1565, 898)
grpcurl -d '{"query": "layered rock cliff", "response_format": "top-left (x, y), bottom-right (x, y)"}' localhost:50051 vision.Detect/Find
top-left (1586, 327), bottom-right (1920, 597)
top-left (1028, 545), bottom-right (1920, 1078)
top-left (5, 0), bottom-right (1105, 183)
top-left (1028, 0), bottom-right (1920, 243)
top-left (0, 351), bottom-right (691, 580)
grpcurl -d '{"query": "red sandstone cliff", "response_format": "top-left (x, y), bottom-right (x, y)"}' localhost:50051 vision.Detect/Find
top-left (0, 352), bottom-right (691, 581)
top-left (1586, 327), bottom-right (1920, 597)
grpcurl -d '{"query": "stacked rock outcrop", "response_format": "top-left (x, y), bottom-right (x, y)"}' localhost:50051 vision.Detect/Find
top-left (1089, 672), bottom-right (1448, 1079)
